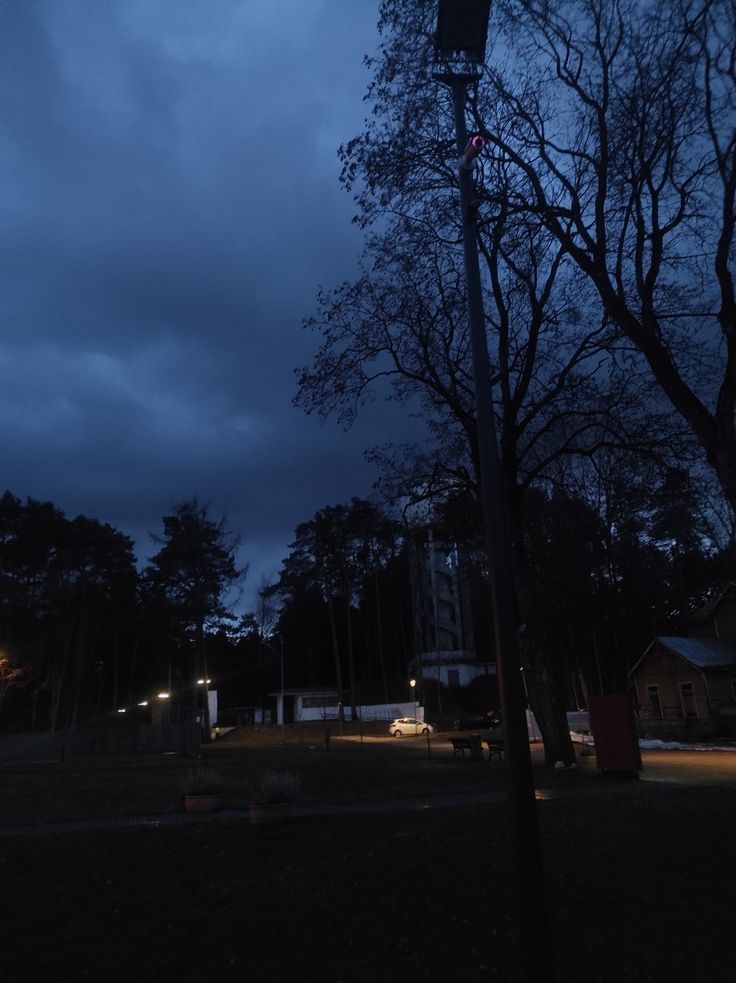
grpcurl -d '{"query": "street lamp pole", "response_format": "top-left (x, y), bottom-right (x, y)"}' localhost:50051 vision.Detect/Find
top-left (434, 3), bottom-right (552, 980)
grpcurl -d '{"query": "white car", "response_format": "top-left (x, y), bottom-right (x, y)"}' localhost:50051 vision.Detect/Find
top-left (389, 717), bottom-right (434, 736)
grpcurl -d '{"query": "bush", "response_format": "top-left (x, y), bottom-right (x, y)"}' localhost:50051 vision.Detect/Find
top-left (252, 770), bottom-right (302, 804)
top-left (181, 766), bottom-right (223, 795)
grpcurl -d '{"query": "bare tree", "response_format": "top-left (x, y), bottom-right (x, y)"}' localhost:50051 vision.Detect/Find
top-left (299, 186), bottom-right (639, 762)
top-left (299, 0), bottom-right (727, 762)
top-left (480, 0), bottom-right (736, 512)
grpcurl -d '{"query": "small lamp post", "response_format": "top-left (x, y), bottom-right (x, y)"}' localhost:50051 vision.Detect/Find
top-left (156, 691), bottom-right (170, 726)
top-left (409, 677), bottom-right (417, 717)
top-left (197, 678), bottom-right (213, 739)
top-left (433, 3), bottom-right (552, 981)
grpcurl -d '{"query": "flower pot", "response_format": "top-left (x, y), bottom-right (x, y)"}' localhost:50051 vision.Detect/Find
top-left (249, 802), bottom-right (295, 825)
top-left (183, 792), bottom-right (221, 813)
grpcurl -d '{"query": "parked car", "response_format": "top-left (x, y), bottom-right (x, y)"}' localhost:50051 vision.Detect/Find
top-left (389, 717), bottom-right (434, 736)
top-left (453, 711), bottom-right (501, 731)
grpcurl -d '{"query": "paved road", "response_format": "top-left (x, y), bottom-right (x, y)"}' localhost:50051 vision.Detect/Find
top-left (638, 747), bottom-right (736, 786)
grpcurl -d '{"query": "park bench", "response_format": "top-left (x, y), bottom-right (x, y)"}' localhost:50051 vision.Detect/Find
top-left (485, 741), bottom-right (505, 763)
top-left (448, 736), bottom-right (473, 759)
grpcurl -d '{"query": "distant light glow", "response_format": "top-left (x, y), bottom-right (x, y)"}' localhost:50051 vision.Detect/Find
top-left (157, 692), bottom-right (170, 699)
top-left (117, 708), bottom-right (126, 713)
top-left (137, 700), bottom-right (149, 707)
top-left (196, 678), bottom-right (212, 685)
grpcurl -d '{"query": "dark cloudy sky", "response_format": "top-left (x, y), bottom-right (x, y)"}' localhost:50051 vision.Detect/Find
top-left (1, 0), bottom-right (410, 605)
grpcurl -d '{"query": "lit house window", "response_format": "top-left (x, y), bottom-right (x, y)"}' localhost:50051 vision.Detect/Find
top-left (679, 681), bottom-right (698, 719)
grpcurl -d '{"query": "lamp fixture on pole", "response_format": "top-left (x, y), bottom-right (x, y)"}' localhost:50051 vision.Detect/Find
top-left (435, 0), bottom-right (491, 70)
top-left (433, 2), bottom-right (553, 980)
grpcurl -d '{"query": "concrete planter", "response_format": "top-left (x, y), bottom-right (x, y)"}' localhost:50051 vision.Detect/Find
top-left (249, 802), bottom-right (296, 825)
top-left (183, 792), bottom-right (222, 813)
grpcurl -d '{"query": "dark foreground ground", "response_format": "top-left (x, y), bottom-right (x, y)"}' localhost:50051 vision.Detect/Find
top-left (1, 730), bottom-right (734, 983)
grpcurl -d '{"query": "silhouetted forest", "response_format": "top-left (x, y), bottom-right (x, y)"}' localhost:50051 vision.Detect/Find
top-left (1, 476), bottom-right (732, 733)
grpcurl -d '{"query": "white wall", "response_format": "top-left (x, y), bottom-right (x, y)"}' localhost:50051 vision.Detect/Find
top-left (297, 700), bottom-right (424, 722)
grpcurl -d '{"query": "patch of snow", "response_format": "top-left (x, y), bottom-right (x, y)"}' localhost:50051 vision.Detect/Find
top-left (638, 739), bottom-right (736, 752)
top-left (569, 731), bottom-right (736, 752)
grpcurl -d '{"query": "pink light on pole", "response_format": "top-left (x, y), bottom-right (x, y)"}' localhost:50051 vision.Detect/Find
top-left (460, 134), bottom-right (486, 171)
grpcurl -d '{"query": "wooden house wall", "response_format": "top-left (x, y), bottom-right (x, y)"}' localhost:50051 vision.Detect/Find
top-left (708, 671), bottom-right (736, 703)
top-left (633, 647), bottom-right (713, 739)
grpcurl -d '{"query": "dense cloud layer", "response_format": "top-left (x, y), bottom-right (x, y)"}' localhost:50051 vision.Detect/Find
top-left (0, 0), bottom-right (409, 604)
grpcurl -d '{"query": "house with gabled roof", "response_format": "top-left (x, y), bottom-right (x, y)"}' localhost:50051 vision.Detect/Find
top-left (629, 584), bottom-right (736, 739)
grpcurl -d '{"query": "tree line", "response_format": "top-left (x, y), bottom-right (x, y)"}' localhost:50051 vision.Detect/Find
top-left (0, 493), bottom-right (242, 734)
top-left (1, 478), bottom-right (730, 737)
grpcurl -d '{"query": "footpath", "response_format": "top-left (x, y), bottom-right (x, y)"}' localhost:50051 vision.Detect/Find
top-left (0, 774), bottom-right (692, 839)
top-left (0, 789), bottom-right (510, 838)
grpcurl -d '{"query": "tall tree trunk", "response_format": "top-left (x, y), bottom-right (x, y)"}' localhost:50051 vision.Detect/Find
top-left (111, 625), bottom-right (120, 711)
top-left (68, 595), bottom-right (98, 732)
top-left (428, 531), bottom-right (443, 714)
top-left (508, 517), bottom-right (576, 767)
top-left (69, 612), bottom-right (99, 732)
top-left (577, 665), bottom-right (591, 710)
top-left (520, 641), bottom-right (575, 766)
top-left (398, 596), bottom-right (410, 675)
top-left (49, 662), bottom-right (66, 736)
top-left (374, 569), bottom-right (388, 704)
top-left (199, 623), bottom-right (211, 743)
top-left (126, 635), bottom-right (139, 705)
top-left (345, 597), bottom-right (358, 720)
top-left (326, 596), bottom-right (345, 722)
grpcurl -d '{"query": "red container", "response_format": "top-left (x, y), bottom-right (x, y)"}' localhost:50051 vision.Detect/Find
top-left (588, 694), bottom-right (642, 776)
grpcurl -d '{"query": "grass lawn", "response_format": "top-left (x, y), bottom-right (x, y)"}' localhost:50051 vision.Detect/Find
top-left (0, 725), bottom-right (524, 826)
top-left (1, 732), bottom-right (734, 982)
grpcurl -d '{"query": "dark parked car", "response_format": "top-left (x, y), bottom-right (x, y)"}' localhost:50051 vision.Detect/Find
top-left (453, 711), bottom-right (501, 731)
